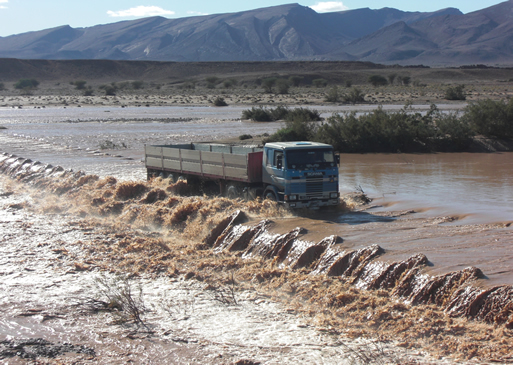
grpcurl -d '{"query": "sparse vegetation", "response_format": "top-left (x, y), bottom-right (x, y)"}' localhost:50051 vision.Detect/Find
top-left (239, 134), bottom-right (253, 140)
top-left (325, 86), bottom-right (340, 102)
top-left (342, 87), bottom-right (365, 104)
top-left (212, 96), bottom-right (228, 106)
top-left (73, 80), bottom-right (87, 90)
top-left (242, 106), bottom-right (320, 123)
top-left (368, 75), bottom-right (388, 87)
top-left (131, 80), bottom-right (144, 89)
top-left (0, 82), bottom-right (5, 91)
top-left (14, 78), bottom-right (39, 90)
top-left (312, 78), bottom-right (328, 88)
top-left (99, 140), bottom-right (127, 150)
top-left (445, 85), bottom-right (466, 100)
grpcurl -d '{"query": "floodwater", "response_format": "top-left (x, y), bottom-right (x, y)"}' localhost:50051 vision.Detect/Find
top-left (0, 104), bottom-right (511, 223)
top-left (1, 105), bottom-right (512, 362)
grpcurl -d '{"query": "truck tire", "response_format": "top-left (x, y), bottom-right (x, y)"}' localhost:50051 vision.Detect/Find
top-left (265, 191), bottom-right (277, 201)
top-left (226, 185), bottom-right (239, 199)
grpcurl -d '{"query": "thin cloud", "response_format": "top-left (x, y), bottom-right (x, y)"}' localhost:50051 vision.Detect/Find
top-left (107, 6), bottom-right (175, 18)
top-left (0, 0), bottom-right (7, 9)
top-left (187, 11), bottom-right (209, 16)
top-left (310, 2), bottom-right (349, 13)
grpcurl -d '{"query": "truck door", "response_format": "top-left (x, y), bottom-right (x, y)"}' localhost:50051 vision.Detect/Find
top-left (263, 148), bottom-right (286, 190)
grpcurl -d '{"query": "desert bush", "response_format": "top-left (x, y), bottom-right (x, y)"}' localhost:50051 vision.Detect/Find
top-left (242, 106), bottom-right (273, 121)
top-left (73, 80), bottom-right (87, 90)
top-left (312, 78), bottom-right (328, 88)
top-left (463, 98), bottom-right (513, 138)
top-left (83, 88), bottom-right (94, 96)
top-left (288, 76), bottom-right (303, 87)
top-left (445, 85), bottom-right (466, 100)
top-left (223, 79), bottom-right (237, 88)
top-left (284, 107), bottom-right (321, 122)
top-left (388, 73), bottom-right (397, 85)
top-left (92, 274), bottom-right (147, 327)
top-left (0, 82), bottom-right (4, 90)
top-left (242, 106), bottom-right (319, 123)
top-left (131, 80), bottom-right (144, 89)
top-left (239, 134), bottom-right (253, 140)
top-left (342, 87), bottom-right (365, 104)
top-left (262, 77), bottom-right (277, 93)
top-left (325, 86), bottom-right (340, 102)
top-left (400, 76), bottom-right (411, 86)
top-left (275, 78), bottom-right (290, 94)
top-left (368, 75), bottom-right (388, 87)
top-left (99, 140), bottom-right (127, 150)
top-left (212, 96), bottom-right (228, 106)
top-left (345, 80), bottom-right (353, 88)
top-left (14, 78), bottom-right (39, 90)
top-left (205, 76), bottom-right (219, 89)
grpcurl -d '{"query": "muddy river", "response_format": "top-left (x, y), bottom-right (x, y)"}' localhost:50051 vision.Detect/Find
top-left (0, 105), bottom-right (512, 363)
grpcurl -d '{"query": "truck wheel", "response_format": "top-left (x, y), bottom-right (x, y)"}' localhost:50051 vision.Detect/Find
top-left (265, 191), bottom-right (277, 201)
top-left (167, 173), bottom-right (175, 183)
top-left (226, 185), bottom-right (239, 199)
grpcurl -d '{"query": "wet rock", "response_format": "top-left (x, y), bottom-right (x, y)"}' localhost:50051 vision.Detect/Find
top-left (243, 226), bottom-right (306, 260)
top-left (447, 285), bottom-right (513, 326)
top-left (283, 235), bottom-right (342, 270)
top-left (406, 267), bottom-right (484, 306)
top-left (214, 220), bottom-right (270, 253)
top-left (0, 338), bottom-right (95, 360)
top-left (314, 244), bottom-right (384, 278)
top-left (204, 210), bottom-right (248, 247)
top-left (357, 253), bottom-right (428, 290)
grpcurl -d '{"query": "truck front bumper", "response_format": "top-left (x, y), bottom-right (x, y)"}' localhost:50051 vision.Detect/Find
top-left (285, 198), bottom-right (339, 209)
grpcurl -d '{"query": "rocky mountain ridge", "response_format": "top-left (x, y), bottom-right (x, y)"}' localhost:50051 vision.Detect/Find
top-left (0, 2), bottom-right (511, 66)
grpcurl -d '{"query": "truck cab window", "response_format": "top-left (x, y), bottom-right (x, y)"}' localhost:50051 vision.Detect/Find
top-left (274, 151), bottom-right (283, 169)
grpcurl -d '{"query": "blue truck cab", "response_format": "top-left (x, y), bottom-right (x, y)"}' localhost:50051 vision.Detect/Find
top-left (262, 141), bottom-right (340, 209)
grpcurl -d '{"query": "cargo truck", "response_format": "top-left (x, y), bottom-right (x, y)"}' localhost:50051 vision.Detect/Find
top-left (145, 141), bottom-right (340, 209)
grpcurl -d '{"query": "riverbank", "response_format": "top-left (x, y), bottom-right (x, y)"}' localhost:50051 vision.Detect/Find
top-left (1, 153), bottom-right (512, 363)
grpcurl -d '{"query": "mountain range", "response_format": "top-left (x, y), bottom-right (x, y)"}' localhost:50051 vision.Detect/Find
top-left (0, 1), bottom-right (511, 66)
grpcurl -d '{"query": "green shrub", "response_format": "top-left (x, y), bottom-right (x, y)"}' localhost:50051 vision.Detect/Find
top-left (400, 76), bottom-right (411, 86)
top-left (73, 80), bottom-right (87, 90)
top-left (445, 85), bottom-right (466, 100)
top-left (312, 78), bottom-right (328, 88)
top-left (275, 79), bottom-right (290, 94)
top-left (261, 77), bottom-right (277, 93)
top-left (239, 134), bottom-right (253, 140)
top-left (242, 107), bottom-right (273, 121)
top-left (325, 86), bottom-right (340, 102)
top-left (14, 79), bottom-right (39, 90)
top-left (368, 75), bottom-right (388, 87)
top-left (342, 87), bottom-right (365, 104)
top-left (288, 76), bottom-right (303, 87)
top-left (463, 99), bottom-right (513, 138)
top-left (132, 81), bottom-right (144, 89)
top-left (212, 96), bottom-right (228, 106)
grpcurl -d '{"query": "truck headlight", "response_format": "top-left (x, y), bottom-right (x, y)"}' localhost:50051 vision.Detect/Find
top-left (289, 194), bottom-right (298, 201)
top-left (330, 192), bottom-right (339, 199)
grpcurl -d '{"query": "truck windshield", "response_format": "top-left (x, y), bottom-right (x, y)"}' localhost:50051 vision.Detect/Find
top-left (286, 148), bottom-right (335, 170)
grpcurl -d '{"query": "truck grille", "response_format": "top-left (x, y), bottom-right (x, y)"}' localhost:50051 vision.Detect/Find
top-left (306, 178), bottom-right (323, 197)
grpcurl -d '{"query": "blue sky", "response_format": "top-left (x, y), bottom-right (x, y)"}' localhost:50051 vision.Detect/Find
top-left (0, 0), bottom-right (506, 37)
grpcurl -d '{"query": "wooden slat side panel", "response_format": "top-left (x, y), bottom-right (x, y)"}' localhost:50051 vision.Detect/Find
top-left (146, 157), bottom-right (163, 169)
top-left (225, 167), bottom-right (248, 179)
top-left (224, 154), bottom-right (247, 166)
top-left (162, 148), bottom-right (181, 159)
top-left (145, 146), bottom-right (162, 156)
top-left (181, 150), bottom-right (201, 161)
top-left (163, 160), bottom-right (181, 170)
top-left (182, 162), bottom-right (201, 173)
top-left (202, 165), bottom-right (223, 176)
top-left (201, 151), bottom-right (224, 164)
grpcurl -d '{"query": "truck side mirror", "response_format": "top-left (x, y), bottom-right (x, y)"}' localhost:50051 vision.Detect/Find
top-left (336, 155), bottom-right (340, 164)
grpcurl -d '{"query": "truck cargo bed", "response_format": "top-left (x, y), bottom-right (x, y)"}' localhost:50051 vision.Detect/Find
top-left (145, 143), bottom-right (263, 182)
